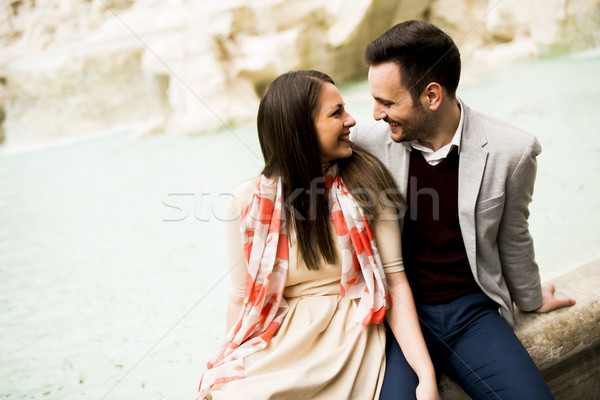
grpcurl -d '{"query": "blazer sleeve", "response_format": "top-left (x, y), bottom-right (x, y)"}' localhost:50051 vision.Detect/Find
top-left (497, 134), bottom-right (543, 311)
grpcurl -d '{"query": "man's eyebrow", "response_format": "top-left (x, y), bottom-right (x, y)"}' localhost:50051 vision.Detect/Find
top-left (373, 96), bottom-right (391, 103)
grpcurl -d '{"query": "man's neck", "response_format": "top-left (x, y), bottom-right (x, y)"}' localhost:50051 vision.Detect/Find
top-left (417, 99), bottom-right (461, 152)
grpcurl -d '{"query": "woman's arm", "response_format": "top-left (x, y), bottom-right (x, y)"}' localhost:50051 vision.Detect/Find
top-left (373, 204), bottom-right (439, 399)
top-left (226, 295), bottom-right (244, 332)
top-left (223, 179), bottom-right (258, 332)
top-left (386, 271), bottom-right (439, 400)
top-left (224, 211), bottom-right (247, 332)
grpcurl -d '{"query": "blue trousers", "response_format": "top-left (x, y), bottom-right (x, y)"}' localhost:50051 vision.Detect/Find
top-left (380, 292), bottom-right (554, 400)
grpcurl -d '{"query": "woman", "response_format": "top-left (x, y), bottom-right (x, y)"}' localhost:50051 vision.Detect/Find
top-left (198, 71), bottom-right (439, 400)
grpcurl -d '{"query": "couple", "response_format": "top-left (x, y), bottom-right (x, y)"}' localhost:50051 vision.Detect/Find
top-left (197, 21), bottom-right (575, 400)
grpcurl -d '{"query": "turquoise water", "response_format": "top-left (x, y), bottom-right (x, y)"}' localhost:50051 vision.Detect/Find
top-left (1, 52), bottom-right (599, 399)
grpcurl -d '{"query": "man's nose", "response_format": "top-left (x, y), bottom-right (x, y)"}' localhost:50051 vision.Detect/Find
top-left (373, 103), bottom-right (386, 121)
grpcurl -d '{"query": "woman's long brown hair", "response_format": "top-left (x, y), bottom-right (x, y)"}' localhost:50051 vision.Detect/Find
top-left (257, 70), bottom-right (405, 270)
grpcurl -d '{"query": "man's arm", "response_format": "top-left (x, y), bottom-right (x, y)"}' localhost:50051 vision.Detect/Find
top-left (497, 135), bottom-right (574, 313)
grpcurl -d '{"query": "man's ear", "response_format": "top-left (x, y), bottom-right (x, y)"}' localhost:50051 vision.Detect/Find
top-left (421, 82), bottom-right (443, 111)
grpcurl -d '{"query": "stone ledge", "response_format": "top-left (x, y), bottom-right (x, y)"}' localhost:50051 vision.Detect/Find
top-left (439, 258), bottom-right (600, 399)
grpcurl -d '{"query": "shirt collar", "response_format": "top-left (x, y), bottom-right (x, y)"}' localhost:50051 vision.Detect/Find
top-left (401, 98), bottom-right (464, 155)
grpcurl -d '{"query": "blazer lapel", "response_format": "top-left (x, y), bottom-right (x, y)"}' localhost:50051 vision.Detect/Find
top-left (458, 105), bottom-right (488, 278)
top-left (386, 138), bottom-right (411, 200)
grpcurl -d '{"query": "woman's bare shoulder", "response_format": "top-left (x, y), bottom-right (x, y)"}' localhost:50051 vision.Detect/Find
top-left (228, 177), bottom-right (260, 212)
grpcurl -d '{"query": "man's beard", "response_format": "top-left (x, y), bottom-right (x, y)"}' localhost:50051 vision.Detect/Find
top-left (392, 104), bottom-right (438, 143)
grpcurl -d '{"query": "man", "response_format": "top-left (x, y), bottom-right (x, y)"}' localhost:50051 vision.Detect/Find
top-left (352, 20), bottom-right (575, 399)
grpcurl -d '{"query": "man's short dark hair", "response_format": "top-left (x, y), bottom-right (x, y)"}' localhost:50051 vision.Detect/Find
top-left (365, 20), bottom-right (461, 102)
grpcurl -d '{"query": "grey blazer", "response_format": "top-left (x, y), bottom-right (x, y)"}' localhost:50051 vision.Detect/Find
top-left (352, 102), bottom-right (543, 327)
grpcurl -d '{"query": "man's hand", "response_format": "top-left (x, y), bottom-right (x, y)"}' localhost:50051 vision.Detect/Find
top-left (534, 283), bottom-right (576, 313)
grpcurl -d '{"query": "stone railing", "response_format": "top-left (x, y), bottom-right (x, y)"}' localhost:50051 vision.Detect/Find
top-left (438, 258), bottom-right (600, 399)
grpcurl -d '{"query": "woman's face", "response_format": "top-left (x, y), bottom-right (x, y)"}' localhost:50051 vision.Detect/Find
top-left (314, 82), bottom-right (356, 163)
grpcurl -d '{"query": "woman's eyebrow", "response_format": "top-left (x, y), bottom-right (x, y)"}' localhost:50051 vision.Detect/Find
top-left (328, 104), bottom-right (343, 114)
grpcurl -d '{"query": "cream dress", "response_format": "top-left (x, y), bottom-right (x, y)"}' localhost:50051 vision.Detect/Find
top-left (209, 179), bottom-right (404, 400)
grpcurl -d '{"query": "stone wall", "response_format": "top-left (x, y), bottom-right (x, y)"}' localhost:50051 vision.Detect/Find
top-left (0, 0), bottom-right (599, 149)
top-left (439, 258), bottom-right (600, 399)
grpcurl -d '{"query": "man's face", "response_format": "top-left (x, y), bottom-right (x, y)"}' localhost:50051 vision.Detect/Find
top-left (368, 62), bottom-right (436, 143)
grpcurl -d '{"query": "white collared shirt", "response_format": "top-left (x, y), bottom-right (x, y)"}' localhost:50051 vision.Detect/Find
top-left (401, 99), bottom-right (464, 166)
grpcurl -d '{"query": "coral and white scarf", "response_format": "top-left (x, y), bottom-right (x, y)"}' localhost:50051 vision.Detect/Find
top-left (197, 164), bottom-right (390, 399)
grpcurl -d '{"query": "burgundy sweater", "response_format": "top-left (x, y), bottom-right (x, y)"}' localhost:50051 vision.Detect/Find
top-left (402, 148), bottom-right (481, 304)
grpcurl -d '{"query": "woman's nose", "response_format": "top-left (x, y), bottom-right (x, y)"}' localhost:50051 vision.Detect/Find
top-left (344, 113), bottom-right (356, 127)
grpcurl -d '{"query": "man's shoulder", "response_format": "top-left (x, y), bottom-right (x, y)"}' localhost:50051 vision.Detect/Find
top-left (351, 120), bottom-right (392, 156)
top-left (467, 107), bottom-right (530, 138)
top-left (351, 120), bottom-right (390, 144)
top-left (464, 104), bottom-right (541, 156)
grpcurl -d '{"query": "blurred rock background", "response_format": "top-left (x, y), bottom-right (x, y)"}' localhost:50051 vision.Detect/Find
top-left (0, 0), bottom-right (599, 150)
